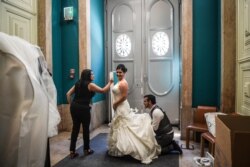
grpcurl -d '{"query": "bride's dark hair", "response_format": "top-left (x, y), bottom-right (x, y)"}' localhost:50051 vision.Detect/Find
top-left (116, 64), bottom-right (127, 73)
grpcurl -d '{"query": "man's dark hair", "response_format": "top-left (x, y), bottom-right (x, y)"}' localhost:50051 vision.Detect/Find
top-left (144, 94), bottom-right (156, 104)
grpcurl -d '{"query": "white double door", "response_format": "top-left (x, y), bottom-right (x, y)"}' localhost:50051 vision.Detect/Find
top-left (106, 0), bottom-right (180, 123)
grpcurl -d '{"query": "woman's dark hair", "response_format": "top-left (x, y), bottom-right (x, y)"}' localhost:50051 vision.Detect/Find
top-left (76, 69), bottom-right (95, 97)
top-left (80, 69), bottom-right (92, 84)
top-left (116, 64), bottom-right (127, 73)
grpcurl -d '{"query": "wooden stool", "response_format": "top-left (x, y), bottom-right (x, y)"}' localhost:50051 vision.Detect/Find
top-left (200, 132), bottom-right (215, 157)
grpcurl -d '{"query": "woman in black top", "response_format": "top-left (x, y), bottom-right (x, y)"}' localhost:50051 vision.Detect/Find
top-left (66, 69), bottom-right (112, 158)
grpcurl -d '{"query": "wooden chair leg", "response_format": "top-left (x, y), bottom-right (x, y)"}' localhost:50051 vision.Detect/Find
top-left (208, 143), bottom-right (211, 153)
top-left (211, 143), bottom-right (215, 156)
top-left (200, 135), bottom-right (205, 157)
top-left (181, 128), bottom-right (194, 149)
top-left (186, 128), bottom-right (190, 149)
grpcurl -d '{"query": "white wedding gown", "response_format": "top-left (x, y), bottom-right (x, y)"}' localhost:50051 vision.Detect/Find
top-left (108, 82), bottom-right (161, 164)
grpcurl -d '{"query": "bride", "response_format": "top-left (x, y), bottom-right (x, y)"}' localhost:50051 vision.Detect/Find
top-left (108, 64), bottom-right (161, 164)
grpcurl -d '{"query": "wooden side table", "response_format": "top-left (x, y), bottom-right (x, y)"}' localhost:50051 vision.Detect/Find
top-left (200, 132), bottom-right (215, 157)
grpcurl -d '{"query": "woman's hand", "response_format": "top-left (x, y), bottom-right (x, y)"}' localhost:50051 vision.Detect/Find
top-left (113, 103), bottom-right (118, 111)
top-left (89, 79), bottom-right (113, 93)
top-left (109, 79), bottom-right (113, 84)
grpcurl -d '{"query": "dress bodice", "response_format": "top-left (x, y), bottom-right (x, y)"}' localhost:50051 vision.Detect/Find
top-left (111, 82), bottom-right (130, 116)
top-left (112, 82), bottom-right (121, 102)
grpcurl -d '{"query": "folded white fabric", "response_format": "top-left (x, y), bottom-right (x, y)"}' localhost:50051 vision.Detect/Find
top-left (205, 112), bottom-right (226, 137)
top-left (193, 156), bottom-right (212, 167)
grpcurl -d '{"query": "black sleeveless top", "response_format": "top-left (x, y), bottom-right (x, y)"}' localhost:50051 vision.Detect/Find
top-left (150, 105), bottom-right (173, 136)
top-left (73, 80), bottom-right (95, 105)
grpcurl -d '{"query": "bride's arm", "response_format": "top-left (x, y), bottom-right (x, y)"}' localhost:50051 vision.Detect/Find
top-left (113, 81), bottom-right (128, 110)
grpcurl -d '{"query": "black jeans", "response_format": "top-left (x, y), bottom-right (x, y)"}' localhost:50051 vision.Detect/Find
top-left (70, 102), bottom-right (91, 152)
top-left (44, 138), bottom-right (51, 167)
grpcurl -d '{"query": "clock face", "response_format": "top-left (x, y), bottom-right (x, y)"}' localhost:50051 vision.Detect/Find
top-left (115, 34), bottom-right (131, 57)
top-left (152, 32), bottom-right (169, 56)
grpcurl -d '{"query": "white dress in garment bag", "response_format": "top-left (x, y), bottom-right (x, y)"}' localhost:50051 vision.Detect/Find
top-left (0, 32), bottom-right (60, 167)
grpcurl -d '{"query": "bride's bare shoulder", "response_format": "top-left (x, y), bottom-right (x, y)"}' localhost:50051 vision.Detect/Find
top-left (119, 79), bottom-right (128, 88)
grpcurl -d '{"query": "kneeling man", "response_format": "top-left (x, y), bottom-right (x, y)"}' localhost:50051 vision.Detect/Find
top-left (143, 94), bottom-right (182, 155)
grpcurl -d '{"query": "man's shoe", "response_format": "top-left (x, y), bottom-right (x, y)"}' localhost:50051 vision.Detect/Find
top-left (172, 140), bottom-right (183, 154)
top-left (161, 144), bottom-right (174, 155)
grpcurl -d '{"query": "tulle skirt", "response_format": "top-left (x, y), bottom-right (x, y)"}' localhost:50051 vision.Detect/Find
top-left (108, 100), bottom-right (161, 164)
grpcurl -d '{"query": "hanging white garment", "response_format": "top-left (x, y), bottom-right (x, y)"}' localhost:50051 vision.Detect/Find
top-left (0, 32), bottom-right (60, 167)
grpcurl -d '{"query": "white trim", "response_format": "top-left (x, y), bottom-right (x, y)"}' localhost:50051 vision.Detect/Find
top-left (90, 101), bottom-right (107, 130)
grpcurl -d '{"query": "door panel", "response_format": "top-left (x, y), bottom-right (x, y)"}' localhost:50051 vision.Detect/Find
top-left (236, 0), bottom-right (250, 116)
top-left (106, 0), bottom-right (180, 123)
top-left (145, 0), bottom-right (180, 123)
top-left (0, 1), bottom-right (37, 44)
top-left (2, 0), bottom-right (37, 14)
top-left (107, 0), bottom-right (142, 110)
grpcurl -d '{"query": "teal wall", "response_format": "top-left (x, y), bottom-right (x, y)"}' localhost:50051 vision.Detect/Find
top-left (90, 0), bottom-right (106, 103)
top-left (61, 0), bottom-right (79, 104)
top-left (52, 0), bottom-right (79, 104)
top-left (52, 0), bottom-right (63, 104)
top-left (52, 0), bottom-right (106, 104)
top-left (192, 0), bottom-right (221, 108)
top-left (217, 0), bottom-right (221, 107)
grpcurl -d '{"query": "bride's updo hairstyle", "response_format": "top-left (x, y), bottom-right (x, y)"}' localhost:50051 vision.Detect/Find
top-left (116, 64), bottom-right (127, 73)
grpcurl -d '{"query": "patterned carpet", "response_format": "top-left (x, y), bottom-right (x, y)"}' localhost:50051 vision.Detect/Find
top-left (54, 133), bottom-right (179, 167)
